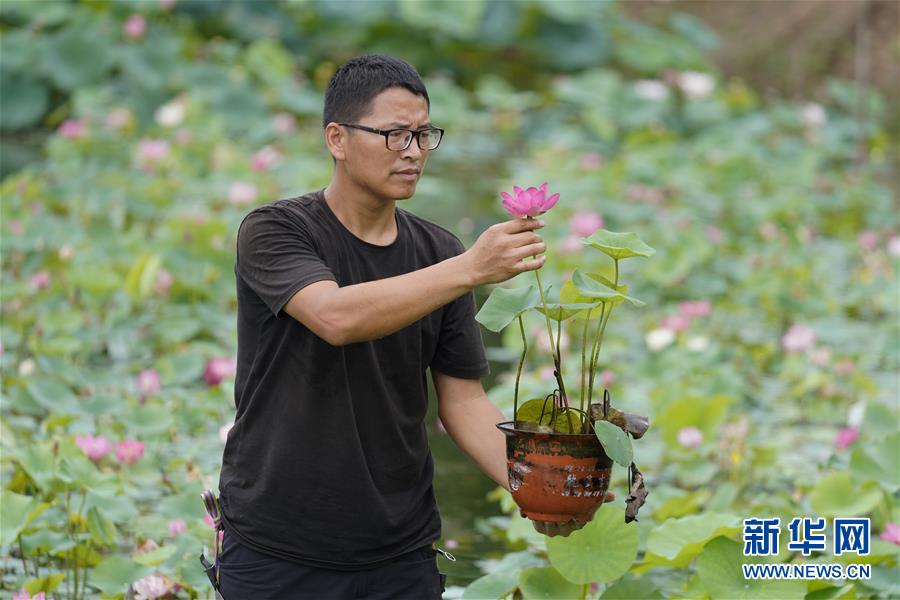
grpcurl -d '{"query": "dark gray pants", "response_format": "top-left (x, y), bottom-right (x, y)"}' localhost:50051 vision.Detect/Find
top-left (217, 529), bottom-right (445, 600)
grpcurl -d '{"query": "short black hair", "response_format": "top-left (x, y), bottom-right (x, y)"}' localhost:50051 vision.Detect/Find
top-left (323, 54), bottom-right (429, 128)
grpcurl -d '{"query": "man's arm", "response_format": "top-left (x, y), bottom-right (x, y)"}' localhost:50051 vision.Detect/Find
top-left (432, 370), bottom-right (510, 491)
top-left (284, 218), bottom-right (546, 346)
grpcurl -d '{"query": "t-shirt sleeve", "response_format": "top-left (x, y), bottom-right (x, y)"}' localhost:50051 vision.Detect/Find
top-left (235, 206), bottom-right (336, 317)
top-left (430, 236), bottom-right (490, 380)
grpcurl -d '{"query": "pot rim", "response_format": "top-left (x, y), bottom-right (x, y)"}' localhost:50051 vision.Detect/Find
top-left (496, 420), bottom-right (598, 441)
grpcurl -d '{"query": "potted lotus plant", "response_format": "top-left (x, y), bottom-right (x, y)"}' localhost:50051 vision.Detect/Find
top-left (476, 183), bottom-right (653, 533)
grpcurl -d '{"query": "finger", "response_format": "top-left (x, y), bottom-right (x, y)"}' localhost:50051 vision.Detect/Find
top-left (499, 218), bottom-right (544, 233)
top-left (508, 231), bottom-right (543, 246)
top-left (517, 242), bottom-right (546, 257)
top-left (516, 256), bottom-right (546, 272)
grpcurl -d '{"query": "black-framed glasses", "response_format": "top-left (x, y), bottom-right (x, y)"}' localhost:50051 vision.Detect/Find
top-left (339, 123), bottom-right (444, 151)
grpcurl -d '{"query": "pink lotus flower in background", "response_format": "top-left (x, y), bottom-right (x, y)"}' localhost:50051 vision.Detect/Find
top-left (168, 518), bottom-right (187, 537)
top-left (677, 426), bottom-right (703, 449)
top-left (204, 513), bottom-right (216, 528)
top-left (834, 427), bottom-right (858, 451)
top-left (857, 230), bottom-right (879, 252)
top-left (445, 539), bottom-right (459, 550)
top-left (132, 574), bottom-right (174, 600)
top-left (12, 590), bottom-right (45, 600)
top-left (228, 182), bottom-right (258, 206)
top-left (539, 366), bottom-right (556, 381)
top-left (76, 434), bottom-right (112, 462)
top-left (105, 107), bottom-right (133, 130)
top-left (782, 324), bottom-right (816, 353)
top-left (160, 0), bottom-right (176, 10)
top-left (153, 269), bottom-right (173, 295)
top-left (137, 368), bottom-right (161, 400)
top-left (599, 369), bottom-right (615, 388)
top-left (8, 220), bottom-right (23, 236)
top-left (569, 211), bottom-right (603, 237)
top-left (155, 97), bottom-right (186, 128)
top-left (579, 152), bottom-right (602, 170)
top-left (251, 145), bottom-right (282, 171)
top-left (218, 422), bottom-right (233, 443)
top-left (834, 358), bottom-right (855, 375)
top-left (888, 235), bottom-right (900, 257)
top-left (124, 14), bottom-right (146, 40)
top-left (204, 357), bottom-right (237, 386)
top-left (660, 314), bottom-right (690, 333)
top-left (273, 112), bottom-right (297, 135)
top-left (58, 119), bottom-right (85, 139)
top-left (679, 300), bottom-right (711, 319)
top-left (29, 271), bottom-right (51, 291)
top-left (137, 139), bottom-right (170, 166)
top-left (116, 439), bottom-right (145, 465)
top-left (705, 226), bottom-right (723, 244)
top-left (880, 523), bottom-right (900, 545)
top-left (557, 235), bottom-right (582, 255)
top-left (500, 183), bottom-right (560, 218)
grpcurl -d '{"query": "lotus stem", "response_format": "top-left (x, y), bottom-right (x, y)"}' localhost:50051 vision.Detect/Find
top-left (514, 315), bottom-right (527, 426)
top-left (579, 308), bottom-right (593, 421)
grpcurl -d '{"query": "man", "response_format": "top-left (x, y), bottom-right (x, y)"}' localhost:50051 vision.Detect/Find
top-left (216, 54), bottom-right (561, 599)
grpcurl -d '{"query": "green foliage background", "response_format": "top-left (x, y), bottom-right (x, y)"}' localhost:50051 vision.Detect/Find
top-left (1, 0), bottom-right (897, 598)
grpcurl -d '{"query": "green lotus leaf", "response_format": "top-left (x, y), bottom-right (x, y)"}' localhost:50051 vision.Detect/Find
top-left (581, 229), bottom-right (656, 260)
top-left (0, 490), bottom-right (47, 547)
top-left (475, 285), bottom-right (542, 332)
top-left (697, 537), bottom-right (806, 599)
top-left (594, 420), bottom-right (633, 467)
top-left (534, 301), bottom-right (600, 322)
top-left (546, 504), bottom-right (639, 584)
top-left (462, 572), bottom-right (518, 599)
top-left (644, 513), bottom-right (741, 567)
top-left (850, 431), bottom-right (899, 493)
top-left (809, 471), bottom-right (883, 517)
top-left (600, 575), bottom-right (663, 599)
top-left (519, 566), bottom-right (581, 599)
top-left (572, 270), bottom-right (645, 307)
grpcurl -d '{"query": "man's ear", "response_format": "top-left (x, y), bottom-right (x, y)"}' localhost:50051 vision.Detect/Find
top-left (324, 122), bottom-right (346, 161)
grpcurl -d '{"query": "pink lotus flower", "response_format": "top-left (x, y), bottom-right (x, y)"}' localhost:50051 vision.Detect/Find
top-left (124, 14), bottom-right (146, 40)
top-left (29, 271), bottom-right (51, 291)
top-left (834, 427), bottom-right (858, 451)
top-left (782, 324), bottom-right (816, 353)
top-left (888, 235), bottom-right (900, 257)
top-left (116, 439), bottom-right (145, 465)
top-left (160, 0), bottom-right (176, 10)
top-left (76, 434), bottom-right (112, 462)
top-left (168, 518), bottom-right (187, 537)
top-left (500, 183), bottom-right (560, 218)
top-left (228, 182), bottom-right (257, 206)
top-left (557, 235), bottom-right (582, 255)
top-left (153, 269), bottom-right (173, 295)
top-left (251, 145), bottom-right (282, 172)
top-left (132, 574), bottom-right (174, 600)
top-left (599, 369), bottom-right (615, 388)
top-left (218, 422), bottom-right (233, 443)
top-left (136, 139), bottom-right (170, 167)
top-left (834, 359), bottom-right (855, 375)
top-left (857, 230), bottom-right (879, 252)
top-left (580, 152), bottom-right (602, 170)
top-left (661, 314), bottom-right (690, 333)
top-left (105, 107), bottom-right (132, 130)
top-left (445, 538), bottom-right (459, 550)
top-left (880, 523), bottom-right (900, 545)
top-left (204, 357), bottom-right (237, 386)
top-left (8, 220), bottom-right (23, 236)
top-left (677, 426), bottom-right (703, 449)
top-left (58, 119), bottom-right (85, 139)
top-left (12, 590), bottom-right (45, 600)
top-left (705, 226), bottom-right (723, 244)
top-left (137, 369), bottom-right (161, 400)
top-left (273, 112), bottom-right (297, 135)
top-left (679, 300), bottom-right (711, 319)
top-left (569, 211), bottom-right (604, 237)
top-left (539, 366), bottom-right (556, 381)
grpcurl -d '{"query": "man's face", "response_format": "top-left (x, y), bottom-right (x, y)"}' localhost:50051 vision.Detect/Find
top-left (340, 87), bottom-right (431, 201)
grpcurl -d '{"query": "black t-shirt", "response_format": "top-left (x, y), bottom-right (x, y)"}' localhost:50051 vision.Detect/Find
top-left (218, 189), bottom-right (489, 569)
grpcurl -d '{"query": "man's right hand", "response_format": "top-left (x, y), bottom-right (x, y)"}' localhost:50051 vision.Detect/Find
top-left (465, 218), bottom-right (547, 286)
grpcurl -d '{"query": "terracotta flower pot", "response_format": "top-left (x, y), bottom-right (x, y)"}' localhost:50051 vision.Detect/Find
top-left (497, 421), bottom-right (613, 524)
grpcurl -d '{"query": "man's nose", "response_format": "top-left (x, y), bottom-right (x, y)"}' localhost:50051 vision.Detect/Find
top-left (400, 137), bottom-right (424, 160)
